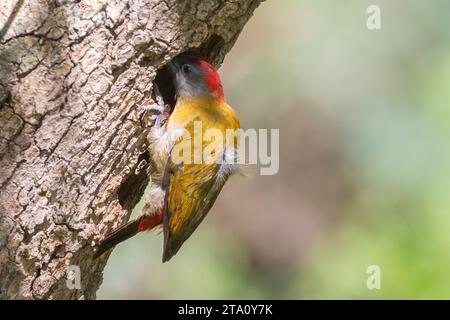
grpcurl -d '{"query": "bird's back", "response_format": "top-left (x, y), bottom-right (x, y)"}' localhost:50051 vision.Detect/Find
top-left (162, 96), bottom-right (240, 261)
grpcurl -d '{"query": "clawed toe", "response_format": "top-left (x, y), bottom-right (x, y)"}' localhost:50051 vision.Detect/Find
top-left (140, 104), bottom-right (164, 113)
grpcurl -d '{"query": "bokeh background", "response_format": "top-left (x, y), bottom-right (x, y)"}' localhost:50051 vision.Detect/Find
top-left (98, 0), bottom-right (450, 299)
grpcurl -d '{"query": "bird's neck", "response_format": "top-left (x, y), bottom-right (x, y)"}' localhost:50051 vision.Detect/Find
top-left (176, 94), bottom-right (225, 108)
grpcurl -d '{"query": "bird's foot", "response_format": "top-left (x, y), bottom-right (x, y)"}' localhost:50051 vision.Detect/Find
top-left (141, 104), bottom-right (164, 113)
top-left (139, 83), bottom-right (166, 128)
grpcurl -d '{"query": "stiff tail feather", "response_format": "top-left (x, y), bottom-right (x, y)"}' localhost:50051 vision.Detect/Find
top-left (94, 213), bottom-right (163, 258)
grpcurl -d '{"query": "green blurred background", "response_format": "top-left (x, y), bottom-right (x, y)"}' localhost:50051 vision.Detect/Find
top-left (98, 0), bottom-right (450, 299)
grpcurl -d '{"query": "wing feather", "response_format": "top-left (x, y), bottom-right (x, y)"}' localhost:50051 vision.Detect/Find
top-left (161, 101), bottom-right (240, 262)
top-left (162, 161), bottom-right (228, 262)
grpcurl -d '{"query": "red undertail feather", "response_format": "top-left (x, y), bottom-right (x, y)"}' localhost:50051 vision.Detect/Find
top-left (138, 211), bottom-right (164, 232)
top-left (94, 211), bottom-right (164, 258)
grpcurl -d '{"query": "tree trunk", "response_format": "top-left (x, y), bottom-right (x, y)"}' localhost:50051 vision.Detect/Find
top-left (0, 0), bottom-right (262, 300)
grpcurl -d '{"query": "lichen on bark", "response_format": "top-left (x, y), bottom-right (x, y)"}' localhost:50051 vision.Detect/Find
top-left (0, 0), bottom-right (262, 299)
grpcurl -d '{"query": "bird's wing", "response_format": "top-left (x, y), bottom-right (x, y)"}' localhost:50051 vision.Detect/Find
top-left (161, 102), bottom-right (240, 262)
top-left (161, 159), bottom-right (228, 262)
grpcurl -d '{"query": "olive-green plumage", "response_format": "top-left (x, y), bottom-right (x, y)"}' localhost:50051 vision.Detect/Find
top-left (162, 95), bottom-right (240, 261)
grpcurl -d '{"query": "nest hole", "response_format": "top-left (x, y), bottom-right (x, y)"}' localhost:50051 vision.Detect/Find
top-left (153, 64), bottom-right (176, 113)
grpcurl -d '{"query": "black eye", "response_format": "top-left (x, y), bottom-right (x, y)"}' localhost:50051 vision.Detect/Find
top-left (182, 64), bottom-right (192, 74)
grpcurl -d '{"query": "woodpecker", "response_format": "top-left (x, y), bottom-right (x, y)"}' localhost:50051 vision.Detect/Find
top-left (95, 54), bottom-right (241, 262)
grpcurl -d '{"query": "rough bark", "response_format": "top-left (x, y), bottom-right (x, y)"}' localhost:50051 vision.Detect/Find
top-left (0, 0), bottom-right (262, 300)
